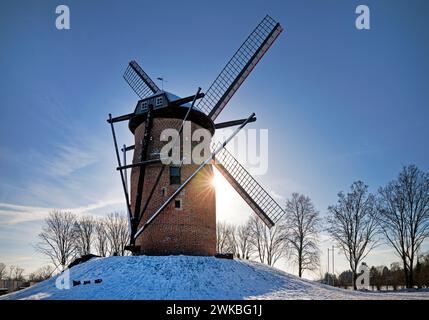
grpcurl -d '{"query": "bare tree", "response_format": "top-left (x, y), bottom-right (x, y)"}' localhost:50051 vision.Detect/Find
top-left (0, 263), bottom-right (6, 280)
top-left (326, 181), bottom-right (378, 290)
top-left (376, 165), bottom-right (429, 288)
top-left (94, 220), bottom-right (109, 257)
top-left (265, 223), bottom-right (286, 266)
top-left (73, 216), bottom-right (95, 257)
top-left (415, 252), bottom-right (429, 288)
top-left (248, 215), bottom-right (286, 266)
top-left (29, 265), bottom-right (54, 282)
top-left (9, 265), bottom-right (25, 281)
top-left (390, 262), bottom-right (405, 290)
top-left (227, 225), bottom-right (238, 257)
top-left (236, 222), bottom-right (252, 259)
top-left (248, 215), bottom-right (267, 263)
top-left (284, 193), bottom-right (321, 277)
top-left (338, 270), bottom-right (353, 289)
top-left (105, 212), bottom-right (130, 256)
top-left (216, 222), bottom-right (227, 254)
top-left (8, 265), bottom-right (16, 280)
top-left (216, 222), bottom-right (236, 254)
top-left (35, 210), bottom-right (77, 270)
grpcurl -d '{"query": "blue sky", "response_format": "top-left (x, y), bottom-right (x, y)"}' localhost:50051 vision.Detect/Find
top-left (0, 0), bottom-right (428, 278)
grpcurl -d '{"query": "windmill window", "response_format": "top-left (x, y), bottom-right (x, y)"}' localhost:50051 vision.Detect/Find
top-left (155, 96), bottom-right (163, 106)
top-left (161, 187), bottom-right (166, 197)
top-left (174, 199), bottom-right (182, 210)
top-left (169, 166), bottom-right (181, 185)
top-left (141, 101), bottom-right (148, 111)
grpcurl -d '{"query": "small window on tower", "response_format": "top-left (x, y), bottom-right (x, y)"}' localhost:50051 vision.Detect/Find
top-left (174, 199), bottom-right (182, 210)
top-left (170, 166), bottom-right (181, 185)
top-left (141, 101), bottom-right (148, 111)
top-left (155, 96), bottom-right (163, 106)
top-left (161, 187), bottom-right (166, 197)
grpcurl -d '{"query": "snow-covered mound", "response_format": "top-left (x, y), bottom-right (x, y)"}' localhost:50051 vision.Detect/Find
top-left (2, 256), bottom-right (429, 300)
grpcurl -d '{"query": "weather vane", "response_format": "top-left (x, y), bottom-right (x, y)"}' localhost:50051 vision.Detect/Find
top-left (157, 77), bottom-right (167, 92)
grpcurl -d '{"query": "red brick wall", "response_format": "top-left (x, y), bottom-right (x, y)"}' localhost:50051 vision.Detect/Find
top-left (130, 117), bottom-right (216, 256)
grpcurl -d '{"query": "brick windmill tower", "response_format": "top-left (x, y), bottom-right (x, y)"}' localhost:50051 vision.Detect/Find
top-left (108, 15), bottom-right (285, 256)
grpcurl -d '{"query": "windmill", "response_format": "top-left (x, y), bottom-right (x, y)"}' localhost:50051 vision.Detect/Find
top-left (108, 15), bottom-right (285, 256)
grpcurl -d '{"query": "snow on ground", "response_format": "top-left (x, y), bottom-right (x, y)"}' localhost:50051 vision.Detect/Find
top-left (2, 256), bottom-right (429, 300)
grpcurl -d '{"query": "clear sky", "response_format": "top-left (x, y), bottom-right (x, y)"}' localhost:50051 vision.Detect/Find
top-left (0, 0), bottom-right (428, 278)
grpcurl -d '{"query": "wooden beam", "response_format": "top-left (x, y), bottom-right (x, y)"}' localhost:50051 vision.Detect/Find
top-left (121, 145), bottom-right (135, 152)
top-left (215, 115), bottom-right (257, 129)
top-left (107, 112), bottom-right (134, 124)
top-left (116, 158), bottom-right (162, 171)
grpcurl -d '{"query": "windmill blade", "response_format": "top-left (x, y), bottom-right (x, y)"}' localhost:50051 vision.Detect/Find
top-left (213, 146), bottom-right (285, 228)
top-left (123, 60), bottom-right (161, 99)
top-left (196, 15), bottom-right (283, 121)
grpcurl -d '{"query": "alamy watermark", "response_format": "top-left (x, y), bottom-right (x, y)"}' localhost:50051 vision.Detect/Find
top-left (159, 123), bottom-right (269, 176)
top-left (55, 268), bottom-right (70, 290)
top-left (355, 5), bottom-right (370, 30)
top-left (55, 5), bottom-right (70, 30)
top-left (53, 4), bottom-right (370, 33)
top-left (356, 263), bottom-right (370, 290)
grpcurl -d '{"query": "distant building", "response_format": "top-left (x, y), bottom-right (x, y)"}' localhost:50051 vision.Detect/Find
top-left (0, 279), bottom-right (29, 295)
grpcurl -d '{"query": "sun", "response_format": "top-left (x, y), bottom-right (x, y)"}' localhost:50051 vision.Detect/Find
top-left (211, 166), bottom-right (251, 224)
top-left (211, 167), bottom-right (227, 189)
top-left (211, 166), bottom-right (236, 201)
